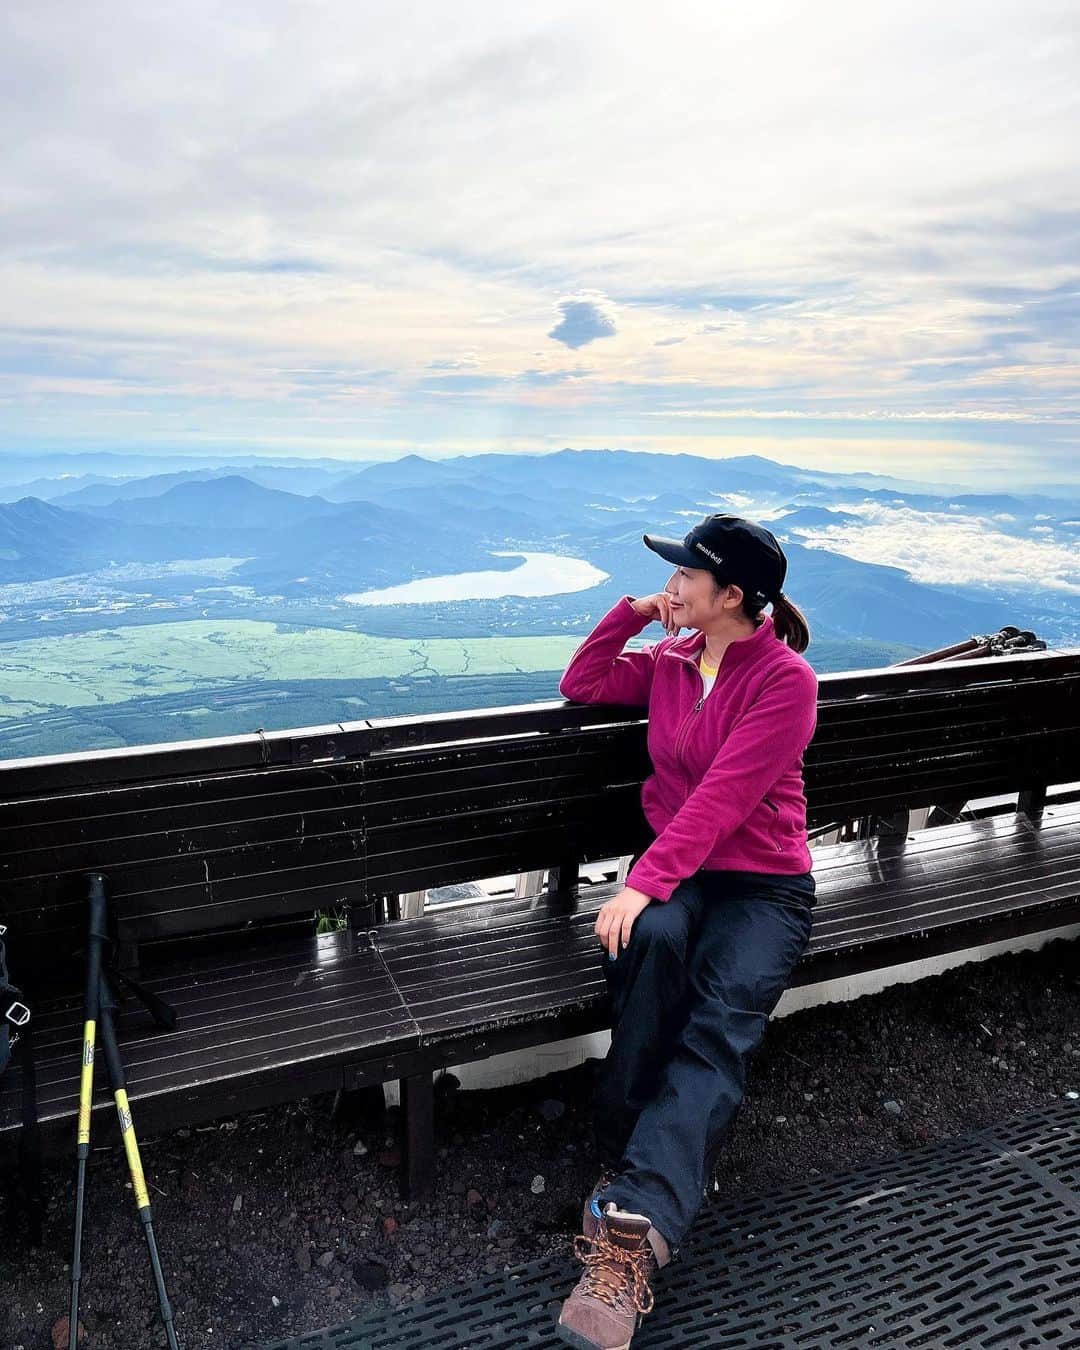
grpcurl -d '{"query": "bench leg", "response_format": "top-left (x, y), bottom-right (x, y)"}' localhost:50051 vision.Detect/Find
top-left (875, 809), bottom-right (910, 840)
top-left (546, 847), bottom-right (581, 913)
top-left (400, 1072), bottom-right (435, 1202)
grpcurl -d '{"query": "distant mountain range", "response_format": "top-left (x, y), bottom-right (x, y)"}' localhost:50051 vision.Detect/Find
top-left (77, 475), bottom-right (344, 529)
top-left (0, 496), bottom-right (225, 580)
top-left (0, 451), bottom-right (378, 498)
top-left (1, 449), bottom-right (1077, 652)
top-left (0, 479), bottom-right (520, 595)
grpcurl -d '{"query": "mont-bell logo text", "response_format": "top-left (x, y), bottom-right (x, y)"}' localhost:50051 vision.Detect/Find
top-left (694, 541), bottom-right (724, 566)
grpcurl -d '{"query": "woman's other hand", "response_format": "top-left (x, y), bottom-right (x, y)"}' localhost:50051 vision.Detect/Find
top-left (631, 593), bottom-right (682, 637)
top-left (595, 886), bottom-right (653, 959)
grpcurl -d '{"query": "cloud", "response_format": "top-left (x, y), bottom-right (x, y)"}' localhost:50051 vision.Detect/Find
top-left (417, 373), bottom-right (502, 394)
top-left (517, 366), bottom-right (591, 385)
top-left (1, 1), bottom-right (1079, 479)
top-left (793, 502), bottom-right (1080, 594)
top-left (640, 407), bottom-right (1068, 423)
top-left (427, 354), bottom-right (481, 370)
top-left (548, 294), bottom-right (616, 349)
top-left (628, 290), bottom-right (801, 312)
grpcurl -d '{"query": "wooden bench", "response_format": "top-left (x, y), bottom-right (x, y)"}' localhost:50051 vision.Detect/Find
top-left (1, 648), bottom-right (1078, 1204)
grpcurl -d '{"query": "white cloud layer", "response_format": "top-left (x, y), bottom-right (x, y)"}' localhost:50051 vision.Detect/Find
top-left (1, 0), bottom-right (1078, 479)
top-left (793, 503), bottom-right (1080, 593)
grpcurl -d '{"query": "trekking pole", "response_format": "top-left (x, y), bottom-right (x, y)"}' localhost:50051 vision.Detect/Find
top-left (69, 873), bottom-right (107, 1349)
top-left (97, 969), bottom-right (181, 1350)
top-left (893, 627), bottom-right (1027, 667)
top-left (893, 636), bottom-right (983, 665)
top-left (942, 641), bottom-right (993, 661)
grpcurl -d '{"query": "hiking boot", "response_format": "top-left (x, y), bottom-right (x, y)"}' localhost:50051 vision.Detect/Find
top-left (582, 1166), bottom-right (619, 1240)
top-left (556, 1204), bottom-right (667, 1350)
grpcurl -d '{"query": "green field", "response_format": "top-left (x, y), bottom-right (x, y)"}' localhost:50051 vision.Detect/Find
top-left (0, 619), bottom-right (919, 723)
top-left (0, 620), bottom-right (588, 720)
top-left (0, 619), bottom-right (921, 760)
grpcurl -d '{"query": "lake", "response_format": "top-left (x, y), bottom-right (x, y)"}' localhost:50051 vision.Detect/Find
top-left (340, 551), bottom-right (609, 606)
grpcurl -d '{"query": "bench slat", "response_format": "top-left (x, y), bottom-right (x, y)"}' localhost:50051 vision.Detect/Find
top-left (0, 932), bottom-right (417, 1130)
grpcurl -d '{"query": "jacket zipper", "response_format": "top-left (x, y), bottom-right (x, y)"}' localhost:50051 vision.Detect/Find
top-left (667, 640), bottom-right (779, 844)
top-left (672, 661), bottom-right (708, 791)
top-left (762, 795), bottom-right (783, 852)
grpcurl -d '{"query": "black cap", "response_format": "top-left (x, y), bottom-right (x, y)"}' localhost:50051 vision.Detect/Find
top-left (643, 514), bottom-right (787, 605)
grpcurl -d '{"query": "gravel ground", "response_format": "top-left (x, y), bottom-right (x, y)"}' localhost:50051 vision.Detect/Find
top-left (3, 937), bottom-right (1079, 1350)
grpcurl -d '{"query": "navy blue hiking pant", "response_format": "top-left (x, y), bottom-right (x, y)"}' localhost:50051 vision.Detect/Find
top-left (595, 867), bottom-right (816, 1253)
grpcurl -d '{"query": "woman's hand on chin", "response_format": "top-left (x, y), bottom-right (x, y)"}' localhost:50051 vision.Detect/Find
top-left (595, 886), bottom-right (653, 959)
top-left (630, 593), bottom-right (682, 637)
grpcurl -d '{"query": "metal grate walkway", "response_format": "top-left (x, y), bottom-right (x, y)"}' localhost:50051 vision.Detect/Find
top-left (267, 1099), bottom-right (1080, 1349)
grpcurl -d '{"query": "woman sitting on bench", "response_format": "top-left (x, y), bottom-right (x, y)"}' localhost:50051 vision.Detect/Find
top-left (555, 513), bottom-right (817, 1350)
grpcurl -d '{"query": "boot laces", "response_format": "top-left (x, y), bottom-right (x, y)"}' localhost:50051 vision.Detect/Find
top-left (572, 1228), bottom-right (655, 1315)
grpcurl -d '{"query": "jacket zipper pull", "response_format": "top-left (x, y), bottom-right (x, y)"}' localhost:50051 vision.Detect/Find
top-left (694, 697), bottom-right (704, 712)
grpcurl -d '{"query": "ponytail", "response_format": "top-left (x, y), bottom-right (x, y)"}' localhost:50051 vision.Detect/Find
top-left (770, 593), bottom-right (811, 653)
top-left (710, 575), bottom-right (812, 653)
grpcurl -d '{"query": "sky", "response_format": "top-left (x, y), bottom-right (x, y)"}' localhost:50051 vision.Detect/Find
top-left (2, 1), bottom-right (1079, 488)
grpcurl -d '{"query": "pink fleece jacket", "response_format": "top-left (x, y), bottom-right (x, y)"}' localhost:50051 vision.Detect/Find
top-left (559, 596), bottom-right (818, 900)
